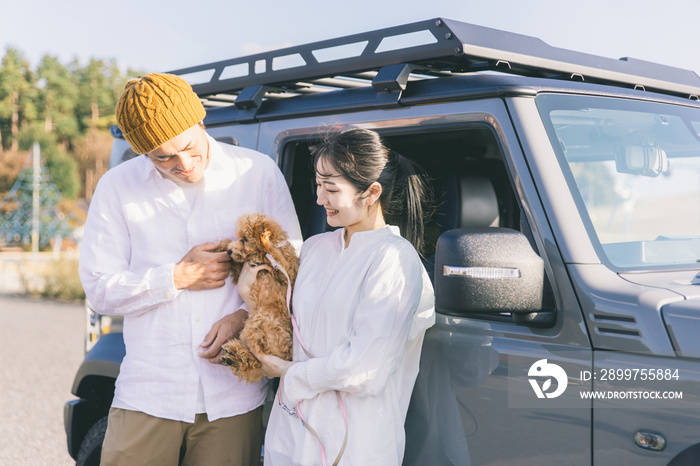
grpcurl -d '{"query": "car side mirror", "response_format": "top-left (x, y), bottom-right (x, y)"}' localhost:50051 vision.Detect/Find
top-left (435, 228), bottom-right (545, 316)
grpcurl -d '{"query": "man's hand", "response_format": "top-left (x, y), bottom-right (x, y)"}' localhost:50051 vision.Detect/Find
top-left (174, 241), bottom-right (232, 291)
top-left (199, 309), bottom-right (248, 364)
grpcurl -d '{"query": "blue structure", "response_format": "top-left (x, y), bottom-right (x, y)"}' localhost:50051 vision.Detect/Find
top-left (0, 163), bottom-right (75, 249)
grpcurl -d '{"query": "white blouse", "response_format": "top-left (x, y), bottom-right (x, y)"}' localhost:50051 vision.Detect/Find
top-left (264, 225), bottom-right (435, 465)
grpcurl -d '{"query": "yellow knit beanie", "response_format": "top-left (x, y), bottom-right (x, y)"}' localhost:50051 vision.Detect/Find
top-left (115, 73), bottom-right (206, 154)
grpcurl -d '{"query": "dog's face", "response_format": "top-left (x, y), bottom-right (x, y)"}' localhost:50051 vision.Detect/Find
top-left (222, 213), bottom-right (299, 284)
top-left (223, 213), bottom-right (298, 286)
top-left (227, 213), bottom-right (289, 265)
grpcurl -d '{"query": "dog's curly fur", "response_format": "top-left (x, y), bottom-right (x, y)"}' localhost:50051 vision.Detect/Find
top-left (217, 213), bottom-right (299, 383)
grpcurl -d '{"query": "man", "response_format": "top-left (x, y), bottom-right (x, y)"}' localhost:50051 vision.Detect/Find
top-left (79, 73), bottom-right (302, 465)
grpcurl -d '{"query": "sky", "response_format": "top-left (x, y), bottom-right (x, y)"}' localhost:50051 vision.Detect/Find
top-left (2, 0), bottom-right (700, 79)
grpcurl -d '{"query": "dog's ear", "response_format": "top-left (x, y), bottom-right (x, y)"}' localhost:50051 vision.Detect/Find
top-left (259, 228), bottom-right (272, 251)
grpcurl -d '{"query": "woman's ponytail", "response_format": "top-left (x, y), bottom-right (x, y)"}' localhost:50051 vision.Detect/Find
top-left (384, 151), bottom-right (432, 256)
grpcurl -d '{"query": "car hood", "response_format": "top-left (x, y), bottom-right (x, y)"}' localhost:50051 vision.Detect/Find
top-left (621, 269), bottom-right (700, 356)
top-left (620, 269), bottom-right (700, 300)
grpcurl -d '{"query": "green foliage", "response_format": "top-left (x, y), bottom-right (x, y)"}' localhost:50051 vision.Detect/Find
top-left (36, 54), bottom-right (80, 142)
top-left (18, 122), bottom-right (80, 199)
top-left (45, 150), bottom-right (80, 199)
top-left (0, 47), bottom-right (34, 150)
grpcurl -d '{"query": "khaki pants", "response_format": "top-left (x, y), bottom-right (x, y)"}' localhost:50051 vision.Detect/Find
top-left (100, 407), bottom-right (263, 466)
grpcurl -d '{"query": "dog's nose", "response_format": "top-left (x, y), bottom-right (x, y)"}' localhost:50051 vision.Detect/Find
top-left (227, 249), bottom-right (233, 256)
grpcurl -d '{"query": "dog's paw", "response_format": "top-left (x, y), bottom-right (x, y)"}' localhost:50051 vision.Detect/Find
top-left (237, 351), bottom-right (265, 383)
top-left (220, 340), bottom-right (266, 383)
top-left (221, 341), bottom-right (244, 370)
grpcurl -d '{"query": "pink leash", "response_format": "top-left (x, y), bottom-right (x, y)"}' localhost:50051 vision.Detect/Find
top-left (266, 254), bottom-right (348, 466)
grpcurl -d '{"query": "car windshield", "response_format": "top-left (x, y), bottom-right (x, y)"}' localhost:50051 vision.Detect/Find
top-left (537, 93), bottom-right (700, 270)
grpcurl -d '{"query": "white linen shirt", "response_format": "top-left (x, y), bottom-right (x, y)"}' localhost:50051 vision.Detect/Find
top-left (264, 226), bottom-right (435, 466)
top-left (79, 136), bottom-right (302, 423)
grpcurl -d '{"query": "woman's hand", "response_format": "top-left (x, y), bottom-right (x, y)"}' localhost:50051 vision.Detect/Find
top-left (236, 262), bottom-right (272, 311)
top-left (251, 350), bottom-right (296, 378)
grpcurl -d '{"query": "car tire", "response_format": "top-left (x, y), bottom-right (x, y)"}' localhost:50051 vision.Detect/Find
top-left (76, 416), bottom-right (108, 466)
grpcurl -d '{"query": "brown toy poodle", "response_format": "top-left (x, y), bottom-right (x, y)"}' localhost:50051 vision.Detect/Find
top-left (217, 213), bottom-right (299, 383)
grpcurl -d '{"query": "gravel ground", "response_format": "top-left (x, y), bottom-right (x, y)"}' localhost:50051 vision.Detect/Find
top-left (0, 294), bottom-right (85, 466)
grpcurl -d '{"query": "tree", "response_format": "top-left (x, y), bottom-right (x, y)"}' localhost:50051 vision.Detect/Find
top-left (72, 127), bottom-right (112, 199)
top-left (36, 54), bottom-right (79, 145)
top-left (76, 58), bottom-right (116, 131)
top-left (0, 47), bottom-right (34, 151)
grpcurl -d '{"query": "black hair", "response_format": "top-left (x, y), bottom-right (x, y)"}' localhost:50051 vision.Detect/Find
top-left (310, 128), bottom-right (433, 256)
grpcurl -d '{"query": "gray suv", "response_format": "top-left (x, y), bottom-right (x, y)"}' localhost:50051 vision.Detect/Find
top-left (66, 18), bottom-right (700, 465)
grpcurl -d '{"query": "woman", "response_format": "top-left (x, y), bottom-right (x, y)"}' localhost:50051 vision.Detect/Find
top-left (242, 128), bottom-right (435, 465)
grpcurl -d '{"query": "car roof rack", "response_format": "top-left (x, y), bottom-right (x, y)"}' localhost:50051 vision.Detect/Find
top-left (168, 17), bottom-right (700, 110)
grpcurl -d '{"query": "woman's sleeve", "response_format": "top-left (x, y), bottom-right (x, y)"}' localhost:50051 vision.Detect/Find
top-left (282, 245), bottom-right (432, 405)
top-left (78, 176), bottom-right (181, 316)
